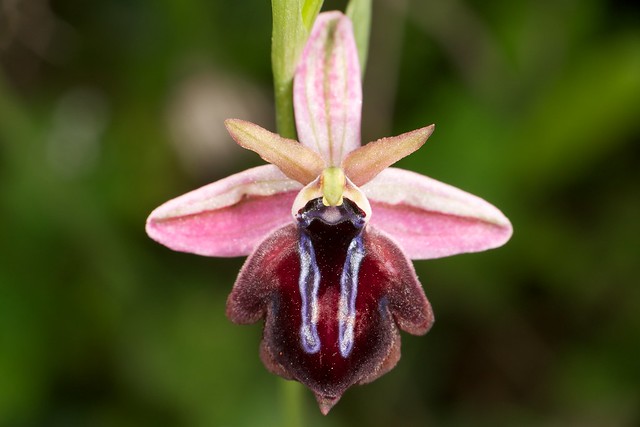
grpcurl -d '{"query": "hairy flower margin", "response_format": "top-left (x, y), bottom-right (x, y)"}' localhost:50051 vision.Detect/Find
top-left (146, 12), bottom-right (512, 414)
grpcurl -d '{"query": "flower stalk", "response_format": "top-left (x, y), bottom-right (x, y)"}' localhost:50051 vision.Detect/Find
top-left (271, 0), bottom-right (324, 138)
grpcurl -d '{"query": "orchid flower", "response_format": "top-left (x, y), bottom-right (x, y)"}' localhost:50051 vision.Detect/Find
top-left (146, 11), bottom-right (512, 414)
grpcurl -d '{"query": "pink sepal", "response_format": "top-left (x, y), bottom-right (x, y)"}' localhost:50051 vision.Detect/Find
top-left (146, 165), bottom-right (300, 257)
top-left (363, 168), bottom-right (513, 259)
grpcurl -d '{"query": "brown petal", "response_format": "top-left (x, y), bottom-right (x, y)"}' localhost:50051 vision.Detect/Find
top-left (225, 119), bottom-right (325, 184)
top-left (342, 125), bottom-right (434, 186)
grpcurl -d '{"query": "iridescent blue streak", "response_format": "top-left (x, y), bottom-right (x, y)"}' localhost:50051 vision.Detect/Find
top-left (298, 231), bottom-right (321, 354)
top-left (338, 235), bottom-right (365, 358)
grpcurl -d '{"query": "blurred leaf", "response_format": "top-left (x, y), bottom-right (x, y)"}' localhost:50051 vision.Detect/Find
top-left (510, 32), bottom-right (640, 193)
top-left (302, 0), bottom-right (324, 31)
top-left (346, 0), bottom-right (372, 76)
top-left (271, 0), bottom-right (323, 138)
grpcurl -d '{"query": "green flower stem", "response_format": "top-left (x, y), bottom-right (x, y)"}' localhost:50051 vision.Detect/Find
top-left (271, 0), bottom-right (323, 139)
top-left (346, 0), bottom-right (372, 77)
top-left (274, 80), bottom-right (297, 140)
top-left (280, 380), bottom-right (305, 427)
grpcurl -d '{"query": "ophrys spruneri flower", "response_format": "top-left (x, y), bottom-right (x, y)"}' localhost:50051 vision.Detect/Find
top-left (146, 11), bottom-right (512, 414)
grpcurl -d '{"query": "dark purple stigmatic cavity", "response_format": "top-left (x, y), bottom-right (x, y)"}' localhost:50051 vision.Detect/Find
top-left (296, 198), bottom-right (366, 357)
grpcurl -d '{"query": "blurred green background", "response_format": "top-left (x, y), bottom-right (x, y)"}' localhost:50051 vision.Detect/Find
top-left (1, 0), bottom-right (639, 426)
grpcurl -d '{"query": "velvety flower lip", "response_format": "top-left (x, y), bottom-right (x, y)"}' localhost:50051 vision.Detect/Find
top-left (145, 10), bottom-right (512, 415)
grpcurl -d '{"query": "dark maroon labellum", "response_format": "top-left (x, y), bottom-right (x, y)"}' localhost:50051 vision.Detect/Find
top-left (227, 197), bottom-right (433, 413)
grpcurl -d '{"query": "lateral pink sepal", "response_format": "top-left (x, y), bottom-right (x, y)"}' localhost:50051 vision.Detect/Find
top-left (146, 165), bottom-right (301, 257)
top-left (363, 168), bottom-right (513, 259)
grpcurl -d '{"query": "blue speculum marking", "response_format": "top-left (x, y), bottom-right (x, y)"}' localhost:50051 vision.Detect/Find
top-left (298, 231), bottom-right (321, 354)
top-left (296, 198), bottom-right (366, 357)
top-left (338, 235), bottom-right (365, 357)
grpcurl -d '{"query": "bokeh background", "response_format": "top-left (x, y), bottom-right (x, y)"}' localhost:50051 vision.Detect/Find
top-left (1, 0), bottom-right (639, 426)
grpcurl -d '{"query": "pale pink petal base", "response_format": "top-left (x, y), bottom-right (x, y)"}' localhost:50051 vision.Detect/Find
top-left (146, 165), bottom-right (301, 257)
top-left (363, 168), bottom-right (512, 259)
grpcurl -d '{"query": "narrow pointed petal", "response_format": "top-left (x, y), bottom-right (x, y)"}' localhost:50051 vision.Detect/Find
top-left (225, 119), bottom-right (325, 184)
top-left (146, 165), bottom-right (301, 257)
top-left (342, 125), bottom-right (435, 186)
top-left (363, 168), bottom-right (513, 259)
top-left (294, 11), bottom-right (363, 166)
